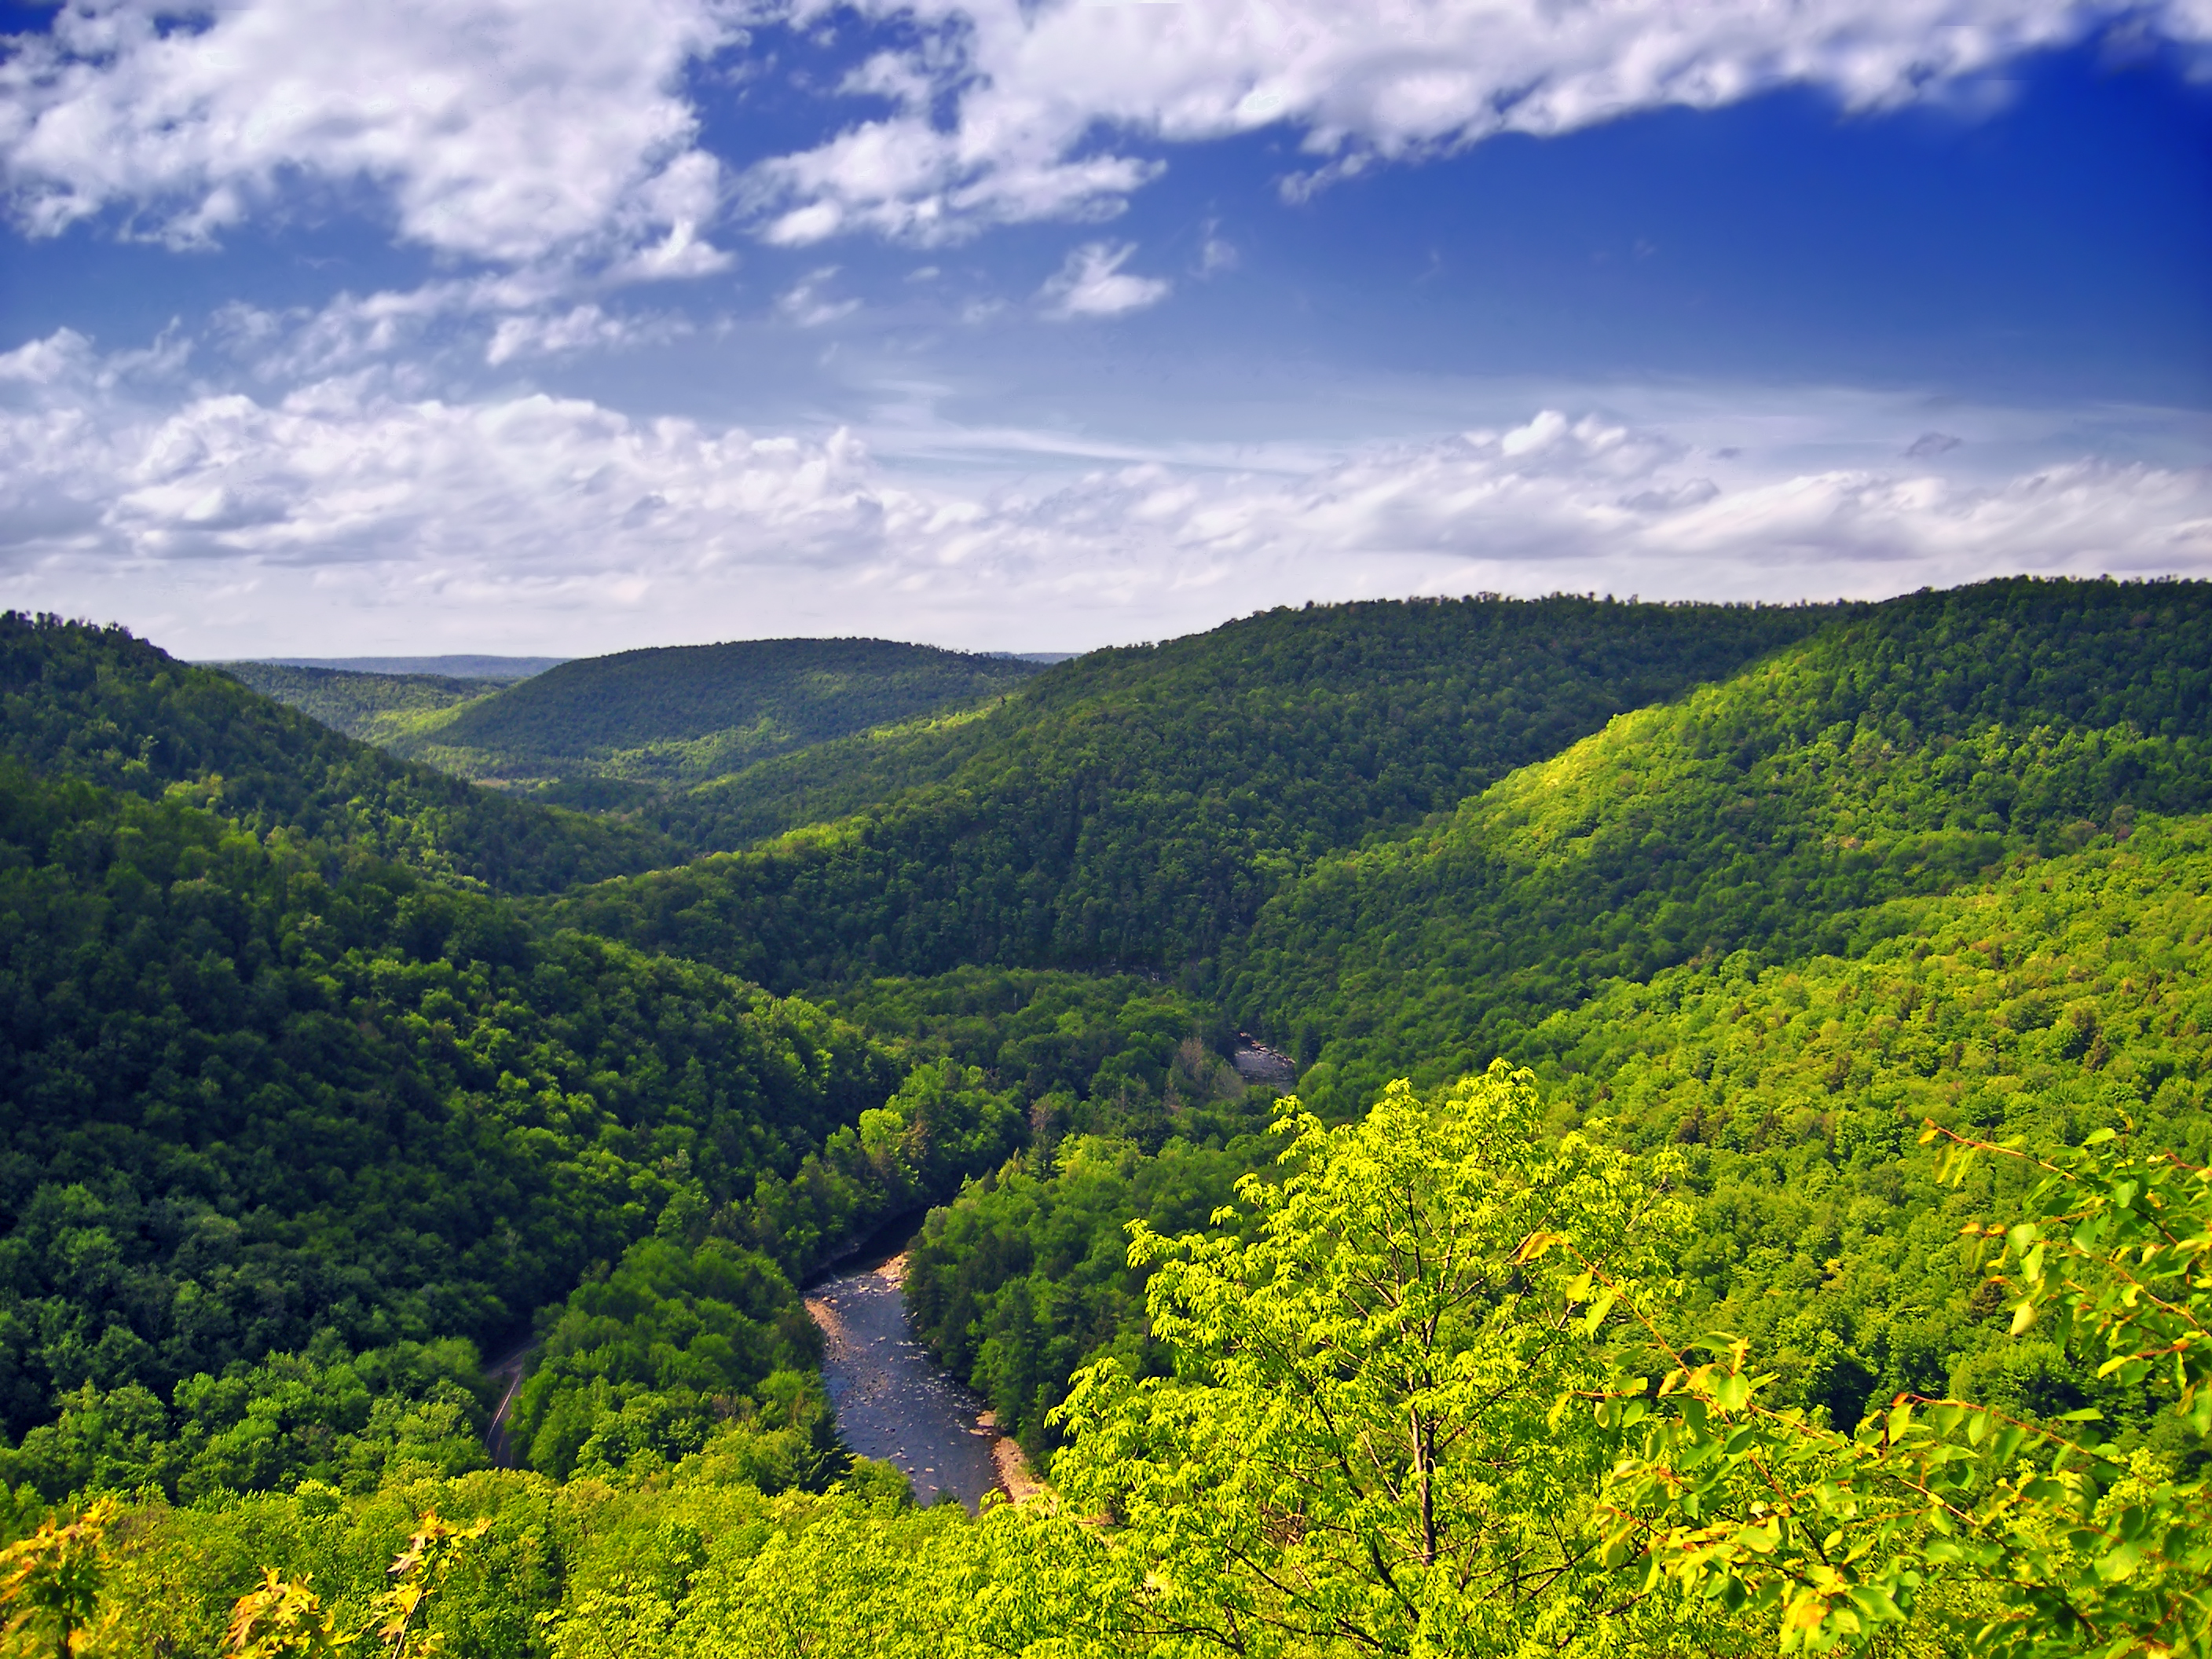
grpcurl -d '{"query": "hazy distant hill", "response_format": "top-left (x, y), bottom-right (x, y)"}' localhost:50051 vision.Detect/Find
top-left (214, 661), bottom-right (507, 749)
top-left (247, 654), bottom-right (567, 679)
top-left (389, 637), bottom-right (1049, 793)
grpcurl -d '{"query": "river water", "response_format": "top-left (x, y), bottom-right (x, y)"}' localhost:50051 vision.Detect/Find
top-left (806, 1251), bottom-right (1015, 1511)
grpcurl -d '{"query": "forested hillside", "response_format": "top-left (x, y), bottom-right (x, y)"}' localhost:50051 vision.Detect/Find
top-left (385, 637), bottom-right (1047, 797)
top-left (895, 580), bottom-right (2212, 1460)
top-left (1231, 579), bottom-right (2212, 1110)
top-left (5, 579), bottom-right (2210, 1659)
top-left (214, 661), bottom-right (508, 748)
top-left (0, 756), bottom-right (936, 1499)
top-left (545, 596), bottom-right (1839, 983)
top-left (1, 615), bottom-right (677, 892)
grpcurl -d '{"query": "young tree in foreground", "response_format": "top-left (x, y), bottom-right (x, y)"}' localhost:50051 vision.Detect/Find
top-left (0, 1500), bottom-right (115, 1659)
top-left (1050, 1061), bottom-right (1729, 1658)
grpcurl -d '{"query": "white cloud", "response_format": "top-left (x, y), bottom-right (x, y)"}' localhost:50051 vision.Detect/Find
top-left (749, 115), bottom-right (1159, 245)
top-left (776, 268), bottom-right (862, 327)
top-left (11, 0), bottom-right (2202, 266)
top-left (752, 0), bottom-right (2212, 241)
top-left (1039, 241), bottom-right (1170, 317)
top-left (485, 304), bottom-right (690, 366)
top-left (4, 332), bottom-right (2206, 654)
top-left (0, 0), bottom-right (741, 268)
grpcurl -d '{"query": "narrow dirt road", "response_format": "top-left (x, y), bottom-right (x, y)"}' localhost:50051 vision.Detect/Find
top-left (482, 1343), bottom-right (535, 1469)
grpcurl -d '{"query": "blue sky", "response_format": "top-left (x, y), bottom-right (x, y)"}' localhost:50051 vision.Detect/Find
top-left (2, 0), bottom-right (2208, 657)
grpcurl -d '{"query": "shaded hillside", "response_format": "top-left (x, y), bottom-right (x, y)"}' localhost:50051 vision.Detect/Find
top-left (392, 637), bottom-right (1048, 792)
top-left (1, 613), bottom-right (678, 893)
top-left (214, 661), bottom-right (506, 746)
top-left (544, 595), bottom-right (1842, 985)
top-left (1224, 578), bottom-right (2212, 1111)
top-left (0, 756), bottom-right (902, 1489)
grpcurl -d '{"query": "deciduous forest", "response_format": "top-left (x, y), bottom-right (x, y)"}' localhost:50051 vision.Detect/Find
top-left (2, 580), bottom-right (2207, 1657)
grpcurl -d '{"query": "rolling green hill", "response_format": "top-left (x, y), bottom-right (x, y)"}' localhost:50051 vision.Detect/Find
top-left (894, 577), bottom-right (2212, 1456)
top-left (1225, 578), bottom-right (2212, 1111)
top-left (2, 614), bottom-right (678, 893)
top-left (544, 595), bottom-right (1841, 985)
top-left (7, 579), bottom-right (2212, 1659)
top-left (384, 637), bottom-right (1049, 797)
top-left (213, 662), bottom-right (507, 748)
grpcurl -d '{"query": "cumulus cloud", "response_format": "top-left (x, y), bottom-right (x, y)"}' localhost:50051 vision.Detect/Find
top-left (4, 334), bottom-right (2206, 652)
top-left (0, 0), bottom-right (740, 268)
top-left (750, 0), bottom-right (2212, 241)
top-left (1039, 241), bottom-right (1170, 317)
top-left (9, 0), bottom-right (2204, 262)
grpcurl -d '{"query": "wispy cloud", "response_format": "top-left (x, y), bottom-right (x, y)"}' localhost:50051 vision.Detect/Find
top-left (1039, 242), bottom-right (1170, 318)
top-left (485, 304), bottom-right (691, 366)
top-left (777, 268), bottom-right (862, 328)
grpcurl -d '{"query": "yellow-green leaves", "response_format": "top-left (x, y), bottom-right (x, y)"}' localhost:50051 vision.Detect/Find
top-left (1053, 1061), bottom-right (1697, 1657)
top-left (1611, 1122), bottom-right (2212, 1659)
top-left (0, 1498), bottom-right (116, 1659)
top-left (223, 1509), bottom-right (489, 1659)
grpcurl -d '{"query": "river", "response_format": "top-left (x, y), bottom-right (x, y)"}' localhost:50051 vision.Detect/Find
top-left (807, 1251), bottom-right (1031, 1511)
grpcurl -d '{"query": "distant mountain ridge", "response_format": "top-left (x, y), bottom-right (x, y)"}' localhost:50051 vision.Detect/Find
top-left (1, 613), bottom-right (678, 892)
top-left (544, 596), bottom-right (1843, 984)
top-left (213, 662), bottom-right (507, 750)
top-left (233, 654), bottom-right (567, 679)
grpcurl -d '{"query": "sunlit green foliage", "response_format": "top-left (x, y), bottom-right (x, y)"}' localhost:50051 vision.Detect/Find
top-left (1511, 815), bottom-right (2212, 1434)
top-left (827, 967), bottom-right (1257, 1147)
top-left (904, 1130), bottom-right (1274, 1457)
top-left (0, 1341), bottom-right (493, 1503)
top-left (1604, 1122), bottom-right (2212, 1657)
top-left (12, 1082), bottom-right (2209, 1659)
top-left (1050, 1064), bottom-right (1719, 1658)
top-left (1230, 580), bottom-right (2212, 1115)
top-left (1, 615), bottom-right (675, 892)
top-left (507, 1236), bottom-right (829, 1485)
top-left (905, 817), bottom-right (2212, 1489)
